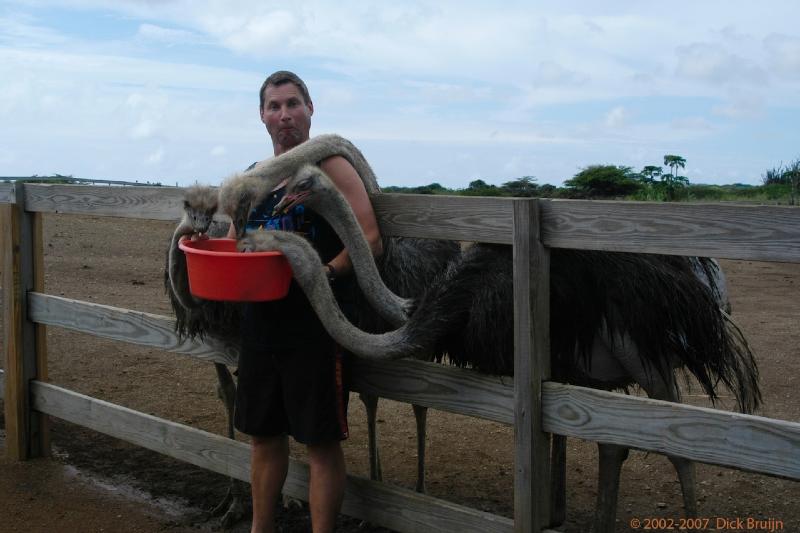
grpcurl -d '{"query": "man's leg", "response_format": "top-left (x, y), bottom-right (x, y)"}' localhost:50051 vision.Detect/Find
top-left (307, 439), bottom-right (347, 533)
top-left (250, 434), bottom-right (290, 533)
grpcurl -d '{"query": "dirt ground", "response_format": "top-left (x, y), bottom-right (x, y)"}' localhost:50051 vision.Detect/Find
top-left (1, 212), bottom-right (798, 532)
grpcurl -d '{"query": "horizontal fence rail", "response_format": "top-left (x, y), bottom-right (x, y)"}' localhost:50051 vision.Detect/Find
top-left (543, 382), bottom-right (800, 481)
top-left (0, 183), bottom-right (14, 204)
top-left (541, 200), bottom-right (800, 262)
top-left (27, 292), bottom-right (238, 366)
top-left (29, 292), bottom-right (512, 423)
top-left (7, 183), bottom-right (800, 262)
top-left (31, 379), bottom-right (514, 533)
top-left (25, 292), bottom-right (800, 481)
top-left (19, 183), bottom-right (185, 220)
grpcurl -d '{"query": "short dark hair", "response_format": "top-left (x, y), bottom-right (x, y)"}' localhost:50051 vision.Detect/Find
top-left (259, 70), bottom-right (312, 111)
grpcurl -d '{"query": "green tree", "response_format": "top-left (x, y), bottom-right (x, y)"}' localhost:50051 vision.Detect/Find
top-left (501, 176), bottom-right (539, 197)
top-left (462, 179), bottom-right (501, 196)
top-left (660, 155), bottom-right (689, 201)
top-left (659, 173), bottom-right (690, 201)
top-left (563, 165), bottom-right (641, 198)
top-left (639, 165), bottom-right (663, 184)
top-left (786, 160), bottom-right (800, 206)
top-left (761, 165), bottom-right (785, 185)
top-left (663, 155), bottom-right (686, 179)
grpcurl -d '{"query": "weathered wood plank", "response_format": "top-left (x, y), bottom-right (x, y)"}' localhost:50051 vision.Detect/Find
top-left (372, 194), bottom-right (514, 244)
top-left (32, 380), bottom-right (514, 532)
top-left (0, 204), bottom-right (5, 302)
top-left (542, 382), bottom-right (800, 480)
top-left (30, 292), bottom-right (516, 424)
top-left (0, 182), bottom-right (15, 204)
top-left (333, 474), bottom-right (514, 533)
top-left (2, 200), bottom-right (24, 457)
top-left (542, 200), bottom-right (800, 262)
top-left (22, 183), bottom-right (186, 220)
top-left (512, 199), bottom-right (551, 532)
top-left (32, 379), bottom-right (250, 478)
top-left (351, 358), bottom-right (514, 424)
top-left (16, 183), bottom-right (800, 262)
top-left (32, 212), bottom-right (51, 455)
top-left (27, 292), bottom-right (238, 366)
top-left (0, 368), bottom-right (5, 398)
top-left (2, 184), bottom-right (47, 459)
top-left (26, 294), bottom-right (800, 482)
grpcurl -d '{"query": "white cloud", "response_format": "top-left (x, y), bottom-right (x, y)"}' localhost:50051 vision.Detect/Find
top-left (711, 92), bottom-right (765, 119)
top-left (146, 145), bottom-right (164, 164)
top-left (604, 106), bottom-right (630, 128)
top-left (403, 80), bottom-right (491, 103)
top-left (764, 34), bottom-right (800, 80)
top-left (199, 9), bottom-right (298, 54)
top-left (670, 117), bottom-right (715, 132)
top-left (210, 145), bottom-right (226, 156)
top-left (0, 13), bottom-right (68, 46)
top-left (136, 23), bottom-right (203, 45)
top-left (129, 118), bottom-right (158, 139)
top-left (675, 42), bottom-right (766, 85)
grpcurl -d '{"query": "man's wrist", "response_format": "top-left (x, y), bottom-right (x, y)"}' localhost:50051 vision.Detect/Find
top-left (324, 263), bottom-right (336, 282)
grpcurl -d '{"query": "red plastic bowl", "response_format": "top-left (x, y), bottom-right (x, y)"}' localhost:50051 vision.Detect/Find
top-left (178, 238), bottom-right (292, 301)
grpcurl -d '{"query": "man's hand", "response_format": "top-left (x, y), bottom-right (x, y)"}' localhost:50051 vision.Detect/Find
top-left (179, 233), bottom-right (210, 244)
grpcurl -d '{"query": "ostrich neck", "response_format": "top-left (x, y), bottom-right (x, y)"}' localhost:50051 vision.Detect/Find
top-left (246, 134), bottom-right (381, 196)
top-left (307, 191), bottom-right (410, 327)
top-left (169, 215), bottom-right (201, 310)
top-left (247, 232), bottom-right (414, 360)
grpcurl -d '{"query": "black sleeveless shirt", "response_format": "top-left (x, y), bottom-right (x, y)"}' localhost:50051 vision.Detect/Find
top-left (240, 184), bottom-right (355, 351)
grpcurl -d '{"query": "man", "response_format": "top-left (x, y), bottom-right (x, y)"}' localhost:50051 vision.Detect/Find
top-left (233, 71), bottom-right (382, 533)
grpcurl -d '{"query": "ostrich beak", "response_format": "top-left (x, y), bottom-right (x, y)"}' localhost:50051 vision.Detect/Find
top-left (273, 191), bottom-right (310, 216)
top-left (232, 201), bottom-right (251, 239)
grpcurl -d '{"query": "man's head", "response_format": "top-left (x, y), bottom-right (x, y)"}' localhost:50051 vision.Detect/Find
top-left (259, 70), bottom-right (313, 155)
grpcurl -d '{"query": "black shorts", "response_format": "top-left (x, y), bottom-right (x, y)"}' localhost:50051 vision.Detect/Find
top-left (233, 332), bottom-right (350, 445)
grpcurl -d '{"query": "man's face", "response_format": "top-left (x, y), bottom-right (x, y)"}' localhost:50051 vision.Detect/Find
top-left (260, 83), bottom-right (313, 154)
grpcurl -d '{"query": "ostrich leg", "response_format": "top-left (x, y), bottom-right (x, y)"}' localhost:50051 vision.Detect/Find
top-left (550, 434), bottom-right (567, 527)
top-left (412, 404), bottom-right (428, 493)
top-left (633, 370), bottom-right (698, 520)
top-left (591, 330), bottom-right (699, 532)
top-left (594, 443), bottom-right (630, 533)
top-left (359, 392), bottom-right (383, 482)
top-left (359, 396), bottom-right (429, 493)
top-left (669, 456), bottom-right (698, 518)
top-left (210, 362), bottom-right (248, 527)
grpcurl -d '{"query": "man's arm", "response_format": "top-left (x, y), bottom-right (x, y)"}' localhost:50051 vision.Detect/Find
top-left (319, 155), bottom-right (383, 278)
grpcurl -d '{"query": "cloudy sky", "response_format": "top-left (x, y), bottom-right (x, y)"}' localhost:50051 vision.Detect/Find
top-left (1, 1), bottom-right (798, 188)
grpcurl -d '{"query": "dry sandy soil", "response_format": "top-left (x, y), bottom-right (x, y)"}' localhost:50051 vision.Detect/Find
top-left (1, 212), bottom-right (799, 532)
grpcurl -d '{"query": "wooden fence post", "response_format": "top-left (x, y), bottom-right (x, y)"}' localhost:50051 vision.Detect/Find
top-left (2, 183), bottom-right (49, 460)
top-left (512, 199), bottom-right (551, 532)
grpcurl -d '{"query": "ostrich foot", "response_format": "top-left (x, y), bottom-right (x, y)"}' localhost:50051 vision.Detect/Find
top-left (209, 479), bottom-right (249, 529)
top-left (282, 494), bottom-right (304, 511)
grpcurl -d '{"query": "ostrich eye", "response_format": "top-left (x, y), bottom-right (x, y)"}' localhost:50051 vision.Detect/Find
top-left (298, 179), bottom-right (312, 191)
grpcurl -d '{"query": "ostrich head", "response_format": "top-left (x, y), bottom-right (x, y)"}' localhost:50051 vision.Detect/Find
top-left (183, 185), bottom-right (219, 234)
top-left (273, 164), bottom-right (332, 215)
top-left (218, 172), bottom-right (280, 239)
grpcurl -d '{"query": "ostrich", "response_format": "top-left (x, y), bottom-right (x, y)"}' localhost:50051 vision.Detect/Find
top-left (244, 164), bottom-right (760, 532)
top-left (165, 185), bottom-right (247, 527)
top-left (217, 135), bottom-right (460, 493)
top-left (219, 134), bottom-right (382, 238)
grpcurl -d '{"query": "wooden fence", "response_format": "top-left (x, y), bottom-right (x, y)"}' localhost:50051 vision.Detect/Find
top-left (2, 181), bottom-right (800, 532)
